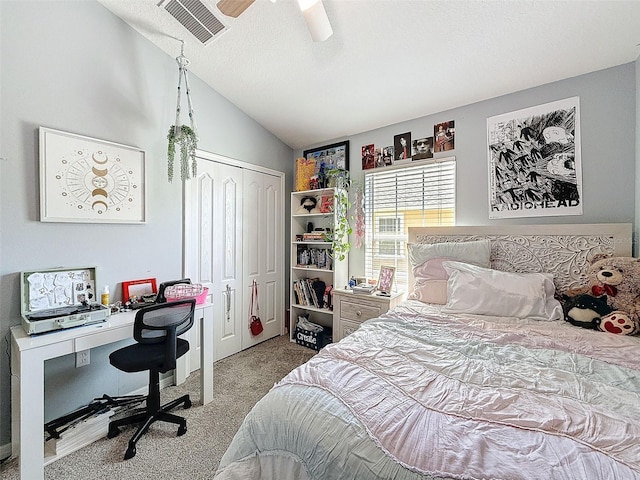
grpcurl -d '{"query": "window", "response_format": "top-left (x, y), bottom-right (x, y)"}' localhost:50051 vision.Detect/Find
top-left (364, 160), bottom-right (456, 292)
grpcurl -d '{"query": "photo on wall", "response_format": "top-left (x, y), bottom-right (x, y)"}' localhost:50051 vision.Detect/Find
top-left (487, 96), bottom-right (582, 219)
top-left (394, 132), bottom-right (412, 162)
top-left (412, 137), bottom-right (434, 160)
top-left (434, 121), bottom-right (455, 152)
top-left (362, 144), bottom-right (375, 170)
top-left (382, 146), bottom-right (394, 166)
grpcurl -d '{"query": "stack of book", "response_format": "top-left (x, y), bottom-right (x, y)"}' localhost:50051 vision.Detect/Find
top-left (302, 231), bottom-right (328, 241)
top-left (352, 284), bottom-right (376, 295)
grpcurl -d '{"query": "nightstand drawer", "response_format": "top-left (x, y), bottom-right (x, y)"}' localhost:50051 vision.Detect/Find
top-left (339, 299), bottom-right (382, 322)
top-left (339, 319), bottom-right (362, 339)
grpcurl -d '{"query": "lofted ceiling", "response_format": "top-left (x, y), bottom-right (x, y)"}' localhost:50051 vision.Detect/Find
top-left (97, 0), bottom-right (640, 150)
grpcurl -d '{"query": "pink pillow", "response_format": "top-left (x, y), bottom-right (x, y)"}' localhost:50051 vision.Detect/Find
top-left (408, 258), bottom-right (451, 304)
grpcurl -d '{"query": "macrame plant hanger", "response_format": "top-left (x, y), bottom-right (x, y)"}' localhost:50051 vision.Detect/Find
top-left (167, 40), bottom-right (198, 183)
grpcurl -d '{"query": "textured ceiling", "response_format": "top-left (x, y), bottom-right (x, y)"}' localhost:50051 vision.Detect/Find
top-left (97, 0), bottom-right (640, 150)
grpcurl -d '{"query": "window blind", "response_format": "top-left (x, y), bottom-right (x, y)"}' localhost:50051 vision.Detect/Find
top-left (364, 159), bottom-right (456, 292)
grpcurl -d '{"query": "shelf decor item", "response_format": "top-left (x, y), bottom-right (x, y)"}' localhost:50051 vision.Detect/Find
top-left (302, 140), bottom-right (350, 189)
top-left (167, 41), bottom-right (198, 182)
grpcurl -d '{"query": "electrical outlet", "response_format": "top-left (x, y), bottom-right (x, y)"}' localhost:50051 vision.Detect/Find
top-left (75, 349), bottom-right (90, 367)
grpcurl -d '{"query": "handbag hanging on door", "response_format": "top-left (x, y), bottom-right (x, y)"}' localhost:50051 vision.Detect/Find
top-left (249, 279), bottom-right (264, 336)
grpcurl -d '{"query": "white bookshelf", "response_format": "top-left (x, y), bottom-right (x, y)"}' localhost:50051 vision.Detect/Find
top-left (290, 188), bottom-right (348, 341)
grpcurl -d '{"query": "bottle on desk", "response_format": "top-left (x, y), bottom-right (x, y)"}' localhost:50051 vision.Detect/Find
top-left (101, 286), bottom-right (110, 306)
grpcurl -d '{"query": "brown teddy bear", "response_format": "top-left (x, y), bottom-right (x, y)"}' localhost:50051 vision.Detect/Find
top-left (568, 254), bottom-right (640, 335)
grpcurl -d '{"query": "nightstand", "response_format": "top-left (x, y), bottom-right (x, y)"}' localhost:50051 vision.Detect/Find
top-left (332, 289), bottom-right (405, 342)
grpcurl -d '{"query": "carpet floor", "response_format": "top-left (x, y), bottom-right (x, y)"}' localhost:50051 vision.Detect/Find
top-left (1, 334), bottom-right (316, 479)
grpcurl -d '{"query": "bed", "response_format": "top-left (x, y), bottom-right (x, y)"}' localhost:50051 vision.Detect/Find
top-left (214, 224), bottom-right (640, 480)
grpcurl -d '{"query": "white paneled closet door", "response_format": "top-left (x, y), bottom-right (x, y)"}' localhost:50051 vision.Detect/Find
top-left (184, 152), bottom-right (284, 362)
top-left (184, 159), bottom-right (243, 361)
top-left (242, 169), bottom-right (283, 349)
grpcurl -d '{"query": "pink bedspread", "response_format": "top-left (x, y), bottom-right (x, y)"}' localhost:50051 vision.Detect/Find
top-left (279, 301), bottom-right (640, 479)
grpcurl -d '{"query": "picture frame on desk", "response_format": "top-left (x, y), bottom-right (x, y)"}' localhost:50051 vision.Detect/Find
top-left (39, 127), bottom-right (146, 224)
top-left (122, 278), bottom-right (157, 302)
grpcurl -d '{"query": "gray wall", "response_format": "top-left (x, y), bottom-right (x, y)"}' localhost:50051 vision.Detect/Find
top-left (296, 64), bottom-right (637, 275)
top-left (0, 1), bottom-right (293, 448)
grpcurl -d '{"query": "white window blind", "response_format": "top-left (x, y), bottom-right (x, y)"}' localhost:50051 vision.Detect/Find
top-left (364, 159), bottom-right (456, 292)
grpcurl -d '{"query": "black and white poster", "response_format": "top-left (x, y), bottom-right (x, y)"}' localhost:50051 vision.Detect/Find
top-left (487, 97), bottom-right (582, 219)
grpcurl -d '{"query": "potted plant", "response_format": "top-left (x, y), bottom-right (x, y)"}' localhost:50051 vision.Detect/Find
top-left (167, 125), bottom-right (198, 182)
top-left (325, 168), bottom-right (352, 261)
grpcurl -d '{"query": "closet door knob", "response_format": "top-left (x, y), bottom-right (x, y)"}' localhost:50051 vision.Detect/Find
top-left (356, 310), bottom-right (362, 317)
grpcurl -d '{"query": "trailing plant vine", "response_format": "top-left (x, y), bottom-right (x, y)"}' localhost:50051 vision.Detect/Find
top-left (167, 125), bottom-right (198, 182)
top-left (326, 168), bottom-right (352, 261)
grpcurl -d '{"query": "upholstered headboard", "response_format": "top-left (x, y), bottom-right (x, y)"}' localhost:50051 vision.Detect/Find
top-left (407, 224), bottom-right (632, 293)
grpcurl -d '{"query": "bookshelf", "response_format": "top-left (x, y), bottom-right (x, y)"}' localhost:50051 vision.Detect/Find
top-left (290, 187), bottom-right (348, 342)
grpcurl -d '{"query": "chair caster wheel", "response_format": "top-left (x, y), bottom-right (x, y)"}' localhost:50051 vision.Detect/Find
top-left (107, 425), bottom-right (120, 439)
top-left (124, 445), bottom-right (136, 460)
top-left (184, 398), bottom-right (192, 409)
top-left (177, 424), bottom-right (187, 436)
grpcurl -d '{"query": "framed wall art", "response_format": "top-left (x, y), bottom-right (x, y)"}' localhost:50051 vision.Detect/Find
top-left (303, 140), bottom-right (350, 173)
top-left (487, 97), bottom-right (582, 219)
top-left (39, 127), bottom-right (146, 223)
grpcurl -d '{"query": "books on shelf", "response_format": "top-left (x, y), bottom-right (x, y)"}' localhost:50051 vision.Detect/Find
top-left (293, 278), bottom-right (331, 309)
top-left (302, 232), bottom-right (328, 241)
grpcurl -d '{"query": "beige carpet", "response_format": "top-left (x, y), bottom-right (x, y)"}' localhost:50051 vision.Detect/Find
top-left (1, 334), bottom-right (316, 480)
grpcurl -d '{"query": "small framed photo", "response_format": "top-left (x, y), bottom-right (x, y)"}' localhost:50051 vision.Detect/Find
top-left (377, 266), bottom-right (396, 294)
top-left (122, 278), bottom-right (157, 301)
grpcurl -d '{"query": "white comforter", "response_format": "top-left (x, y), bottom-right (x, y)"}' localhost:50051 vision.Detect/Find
top-left (214, 301), bottom-right (640, 480)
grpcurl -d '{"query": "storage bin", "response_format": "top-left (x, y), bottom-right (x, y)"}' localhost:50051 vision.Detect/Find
top-left (164, 284), bottom-right (209, 305)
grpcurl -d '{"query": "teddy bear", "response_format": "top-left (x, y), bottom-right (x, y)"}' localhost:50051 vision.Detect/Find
top-left (561, 254), bottom-right (640, 335)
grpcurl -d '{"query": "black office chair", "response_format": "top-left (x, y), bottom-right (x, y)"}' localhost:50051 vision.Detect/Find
top-left (107, 299), bottom-right (196, 460)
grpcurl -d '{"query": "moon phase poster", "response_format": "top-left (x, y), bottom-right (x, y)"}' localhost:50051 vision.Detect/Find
top-left (487, 97), bottom-right (582, 219)
top-left (39, 127), bottom-right (146, 223)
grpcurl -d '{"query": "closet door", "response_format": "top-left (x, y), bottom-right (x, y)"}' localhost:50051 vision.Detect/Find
top-left (242, 169), bottom-right (284, 349)
top-left (184, 160), bottom-right (243, 361)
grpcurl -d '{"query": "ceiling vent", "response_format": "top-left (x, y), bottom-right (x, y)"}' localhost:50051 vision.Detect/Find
top-left (159, 0), bottom-right (226, 44)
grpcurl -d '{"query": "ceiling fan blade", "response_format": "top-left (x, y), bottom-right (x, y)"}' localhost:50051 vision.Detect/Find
top-left (216, 0), bottom-right (255, 18)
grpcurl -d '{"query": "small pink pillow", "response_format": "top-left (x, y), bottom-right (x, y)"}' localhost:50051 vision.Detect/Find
top-left (408, 258), bottom-right (451, 304)
top-left (407, 240), bottom-right (492, 305)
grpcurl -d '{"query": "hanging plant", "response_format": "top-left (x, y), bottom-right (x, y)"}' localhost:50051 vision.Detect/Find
top-left (167, 41), bottom-right (198, 183)
top-left (167, 125), bottom-right (198, 182)
top-left (325, 168), bottom-right (352, 261)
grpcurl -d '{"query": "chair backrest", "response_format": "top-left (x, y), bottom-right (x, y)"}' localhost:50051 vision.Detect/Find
top-left (133, 299), bottom-right (196, 371)
top-left (156, 278), bottom-right (191, 303)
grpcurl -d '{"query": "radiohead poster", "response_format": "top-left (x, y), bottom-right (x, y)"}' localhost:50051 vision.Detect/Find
top-left (487, 97), bottom-right (582, 219)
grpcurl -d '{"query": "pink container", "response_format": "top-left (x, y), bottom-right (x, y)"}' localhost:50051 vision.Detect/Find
top-left (165, 285), bottom-right (209, 305)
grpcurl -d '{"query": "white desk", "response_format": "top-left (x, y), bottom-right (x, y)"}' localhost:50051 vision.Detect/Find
top-left (10, 303), bottom-right (214, 480)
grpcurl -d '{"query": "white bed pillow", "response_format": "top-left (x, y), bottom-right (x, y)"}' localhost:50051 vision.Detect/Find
top-left (441, 261), bottom-right (563, 321)
top-left (408, 240), bottom-right (491, 304)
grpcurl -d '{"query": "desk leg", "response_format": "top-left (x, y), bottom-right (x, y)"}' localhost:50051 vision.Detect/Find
top-left (12, 342), bottom-right (45, 480)
top-left (200, 305), bottom-right (214, 404)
